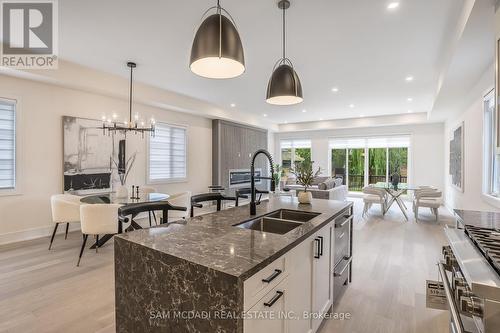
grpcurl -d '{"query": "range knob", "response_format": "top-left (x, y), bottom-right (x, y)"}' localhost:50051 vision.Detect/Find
top-left (460, 296), bottom-right (484, 318)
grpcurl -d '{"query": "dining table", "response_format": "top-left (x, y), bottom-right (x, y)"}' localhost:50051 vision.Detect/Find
top-left (80, 192), bottom-right (170, 248)
top-left (373, 182), bottom-right (418, 221)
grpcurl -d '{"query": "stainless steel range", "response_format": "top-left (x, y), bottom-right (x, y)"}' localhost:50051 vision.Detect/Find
top-left (439, 216), bottom-right (500, 333)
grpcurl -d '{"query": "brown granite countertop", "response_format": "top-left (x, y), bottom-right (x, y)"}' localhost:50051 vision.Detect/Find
top-left (454, 209), bottom-right (500, 229)
top-left (115, 197), bottom-right (352, 281)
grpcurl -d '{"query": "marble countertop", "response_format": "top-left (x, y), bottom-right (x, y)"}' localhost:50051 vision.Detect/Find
top-left (454, 209), bottom-right (500, 229)
top-left (115, 197), bottom-right (352, 281)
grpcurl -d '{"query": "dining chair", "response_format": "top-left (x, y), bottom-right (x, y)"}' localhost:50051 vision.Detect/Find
top-left (414, 189), bottom-right (442, 222)
top-left (166, 191), bottom-right (191, 223)
top-left (362, 186), bottom-right (387, 217)
top-left (78, 204), bottom-right (121, 266)
top-left (49, 194), bottom-right (82, 250)
top-left (190, 192), bottom-right (237, 217)
top-left (140, 186), bottom-right (157, 226)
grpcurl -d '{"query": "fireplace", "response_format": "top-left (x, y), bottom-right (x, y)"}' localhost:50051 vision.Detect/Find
top-left (229, 169), bottom-right (262, 188)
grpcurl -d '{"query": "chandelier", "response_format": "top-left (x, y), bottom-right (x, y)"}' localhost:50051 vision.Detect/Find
top-left (102, 62), bottom-right (155, 137)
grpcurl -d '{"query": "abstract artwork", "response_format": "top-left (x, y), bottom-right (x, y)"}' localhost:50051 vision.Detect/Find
top-left (449, 122), bottom-right (464, 192)
top-left (63, 116), bottom-right (122, 194)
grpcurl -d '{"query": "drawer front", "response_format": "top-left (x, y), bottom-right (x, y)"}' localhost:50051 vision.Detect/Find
top-left (333, 215), bottom-right (351, 267)
top-left (244, 277), bottom-right (289, 333)
top-left (244, 256), bottom-right (286, 311)
top-left (333, 256), bottom-right (351, 303)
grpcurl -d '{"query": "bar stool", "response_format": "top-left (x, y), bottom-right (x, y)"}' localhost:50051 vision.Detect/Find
top-left (190, 193), bottom-right (236, 217)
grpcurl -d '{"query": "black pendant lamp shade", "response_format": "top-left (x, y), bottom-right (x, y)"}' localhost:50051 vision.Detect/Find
top-left (266, 62), bottom-right (303, 105)
top-left (266, 0), bottom-right (303, 105)
top-left (190, 2), bottom-right (245, 79)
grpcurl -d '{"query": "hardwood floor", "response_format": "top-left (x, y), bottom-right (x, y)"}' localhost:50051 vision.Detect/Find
top-left (321, 199), bottom-right (452, 333)
top-left (0, 199), bottom-right (452, 333)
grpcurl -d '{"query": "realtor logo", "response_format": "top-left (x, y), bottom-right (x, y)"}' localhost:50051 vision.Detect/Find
top-left (1, 0), bottom-right (58, 69)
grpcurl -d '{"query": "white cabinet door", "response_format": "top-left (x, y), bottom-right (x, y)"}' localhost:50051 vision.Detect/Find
top-left (287, 237), bottom-right (313, 333)
top-left (244, 277), bottom-right (290, 333)
top-left (311, 225), bottom-right (332, 332)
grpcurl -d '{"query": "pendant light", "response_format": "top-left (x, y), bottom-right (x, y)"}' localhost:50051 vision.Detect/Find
top-left (190, 0), bottom-right (245, 79)
top-left (266, 0), bottom-right (303, 105)
top-left (102, 62), bottom-right (155, 138)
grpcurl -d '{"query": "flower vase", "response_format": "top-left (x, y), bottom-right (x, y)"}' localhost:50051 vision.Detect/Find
top-left (116, 185), bottom-right (128, 198)
top-left (298, 191), bottom-right (313, 204)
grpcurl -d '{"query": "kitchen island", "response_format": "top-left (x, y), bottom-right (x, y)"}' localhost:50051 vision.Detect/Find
top-left (115, 196), bottom-right (353, 333)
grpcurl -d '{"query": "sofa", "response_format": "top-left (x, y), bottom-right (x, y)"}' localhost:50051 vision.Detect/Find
top-left (283, 176), bottom-right (348, 201)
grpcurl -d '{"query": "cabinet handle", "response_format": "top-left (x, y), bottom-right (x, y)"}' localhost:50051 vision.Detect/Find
top-left (334, 256), bottom-right (352, 277)
top-left (264, 290), bottom-right (284, 307)
top-left (318, 236), bottom-right (324, 256)
top-left (262, 269), bottom-right (282, 283)
top-left (335, 215), bottom-right (352, 228)
top-left (314, 238), bottom-right (321, 259)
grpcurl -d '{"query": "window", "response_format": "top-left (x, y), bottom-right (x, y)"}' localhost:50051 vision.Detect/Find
top-left (0, 99), bottom-right (16, 189)
top-left (329, 136), bottom-right (410, 192)
top-left (280, 139), bottom-right (311, 173)
top-left (148, 123), bottom-right (187, 182)
top-left (483, 90), bottom-right (499, 196)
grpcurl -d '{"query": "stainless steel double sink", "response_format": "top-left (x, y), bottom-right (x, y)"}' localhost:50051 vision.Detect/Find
top-left (233, 209), bottom-right (321, 235)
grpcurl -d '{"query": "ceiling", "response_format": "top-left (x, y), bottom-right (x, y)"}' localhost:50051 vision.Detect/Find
top-left (56, 0), bottom-right (487, 125)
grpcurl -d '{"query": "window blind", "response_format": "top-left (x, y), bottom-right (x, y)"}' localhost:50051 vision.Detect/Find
top-left (148, 123), bottom-right (187, 181)
top-left (329, 136), bottom-right (410, 149)
top-left (280, 139), bottom-right (311, 149)
top-left (0, 100), bottom-right (15, 189)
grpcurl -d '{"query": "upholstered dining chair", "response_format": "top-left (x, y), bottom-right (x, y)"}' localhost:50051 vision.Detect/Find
top-left (49, 194), bottom-right (82, 250)
top-left (78, 204), bottom-right (121, 266)
top-left (412, 186), bottom-right (437, 212)
top-left (140, 186), bottom-right (157, 226)
top-left (414, 189), bottom-right (442, 222)
top-left (165, 191), bottom-right (191, 223)
top-left (362, 186), bottom-right (387, 217)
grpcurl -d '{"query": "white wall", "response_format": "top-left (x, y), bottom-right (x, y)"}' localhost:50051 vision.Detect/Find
top-left (443, 66), bottom-right (499, 211)
top-left (0, 75), bottom-right (213, 243)
top-left (275, 123), bottom-right (445, 191)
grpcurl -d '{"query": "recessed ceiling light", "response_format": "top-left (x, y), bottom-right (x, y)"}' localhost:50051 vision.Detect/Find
top-left (407, 98), bottom-right (413, 102)
top-left (331, 87), bottom-right (339, 93)
top-left (359, 115), bottom-right (364, 118)
top-left (319, 118), bottom-right (324, 121)
top-left (284, 120), bottom-right (288, 124)
top-left (302, 109), bottom-right (307, 113)
top-left (405, 76), bottom-right (414, 82)
top-left (263, 114), bottom-right (268, 117)
top-left (230, 103), bottom-right (236, 108)
top-left (407, 110), bottom-right (413, 113)
top-left (387, 2), bottom-right (400, 10)
top-left (349, 104), bottom-right (355, 108)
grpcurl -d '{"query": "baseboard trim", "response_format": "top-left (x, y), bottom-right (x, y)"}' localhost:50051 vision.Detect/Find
top-left (0, 223), bottom-right (82, 246)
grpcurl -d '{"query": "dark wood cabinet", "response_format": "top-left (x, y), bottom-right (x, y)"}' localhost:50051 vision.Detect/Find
top-left (212, 120), bottom-right (268, 195)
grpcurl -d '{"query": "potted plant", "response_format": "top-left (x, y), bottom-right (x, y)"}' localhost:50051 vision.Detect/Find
top-left (290, 160), bottom-right (321, 204)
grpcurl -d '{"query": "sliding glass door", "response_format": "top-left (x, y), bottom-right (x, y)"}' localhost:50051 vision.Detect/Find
top-left (348, 149), bottom-right (365, 192)
top-left (368, 148), bottom-right (387, 185)
top-left (388, 147), bottom-right (408, 183)
top-left (331, 149), bottom-right (346, 185)
top-left (329, 136), bottom-right (410, 192)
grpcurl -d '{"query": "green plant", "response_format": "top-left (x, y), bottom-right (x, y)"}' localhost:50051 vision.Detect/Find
top-left (273, 164), bottom-right (282, 186)
top-left (290, 160), bottom-right (321, 192)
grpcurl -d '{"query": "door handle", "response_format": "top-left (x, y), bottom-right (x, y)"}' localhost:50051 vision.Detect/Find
top-left (262, 269), bottom-right (282, 283)
top-left (318, 236), bottom-right (324, 256)
top-left (264, 290), bottom-right (284, 307)
top-left (314, 238), bottom-right (320, 259)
